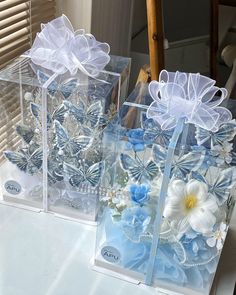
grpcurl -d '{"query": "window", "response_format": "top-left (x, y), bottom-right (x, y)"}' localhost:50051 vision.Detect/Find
top-left (0, 0), bottom-right (56, 69)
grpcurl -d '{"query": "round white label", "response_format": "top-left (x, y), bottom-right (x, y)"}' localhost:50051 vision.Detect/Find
top-left (4, 180), bottom-right (21, 195)
top-left (101, 246), bottom-right (121, 263)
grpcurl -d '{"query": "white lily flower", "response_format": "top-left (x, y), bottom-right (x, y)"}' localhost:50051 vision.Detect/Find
top-left (164, 179), bottom-right (219, 235)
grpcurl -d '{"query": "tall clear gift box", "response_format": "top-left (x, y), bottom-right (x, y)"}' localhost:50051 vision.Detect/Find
top-left (0, 15), bottom-right (131, 222)
top-left (94, 72), bottom-right (236, 294)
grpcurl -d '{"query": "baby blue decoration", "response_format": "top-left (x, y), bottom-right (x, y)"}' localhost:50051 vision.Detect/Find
top-left (129, 183), bottom-right (150, 205)
top-left (126, 128), bottom-right (145, 152)
top-left (96, 72), bottom-right (236, 295)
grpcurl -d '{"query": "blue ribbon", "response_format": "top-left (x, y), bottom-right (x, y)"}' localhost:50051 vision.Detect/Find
top-left (145, 117), bottom-right (185, 285)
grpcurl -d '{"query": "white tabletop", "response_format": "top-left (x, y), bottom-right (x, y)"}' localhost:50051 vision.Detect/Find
top-left (0, 204), bottom-right (235, 295)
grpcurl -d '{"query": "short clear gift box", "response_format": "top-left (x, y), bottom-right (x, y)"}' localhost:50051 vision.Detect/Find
top-left (0, 16), bottom-right (131, 222)
top-left (94, 75), bottom-right (236, 294)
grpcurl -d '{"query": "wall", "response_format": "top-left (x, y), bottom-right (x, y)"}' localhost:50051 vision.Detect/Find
top-left (91, 0), bottom-right (134, 56)
top-left (163, 0), bottom-right (210, 42)
top-left (131, 0), bottom-right (210, 43)
top-left (57, 0), bottom-right (134, 56)
top-left (56, 0), bottom-right (92, 32)
top-left (132, 0), bottom-right (147, 38)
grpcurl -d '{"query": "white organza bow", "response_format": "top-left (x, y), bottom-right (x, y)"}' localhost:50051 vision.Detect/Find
top-left (147, 70), bottom-right (232, 131)
top-left (28, 15), bottom-right (110, 77)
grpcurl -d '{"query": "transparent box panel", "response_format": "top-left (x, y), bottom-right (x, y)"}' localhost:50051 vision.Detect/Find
top-left (0, 54), bottom-right (130, 221)
top-left (95, 84), bottom-right (161, 281)
top-left (46, 69), bottom-right (121, 221)
top-left (0, 58), bottom-right (43, 208)
top-left (94, 83), bottom-right (236, 295)
top-left (105, 55), bottom-right (131, 105)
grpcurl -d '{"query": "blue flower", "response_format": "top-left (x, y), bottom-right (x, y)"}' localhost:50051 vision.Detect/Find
top-left (121, 206), bottom-right (151, 242)
top-left (129, 183), bottom-right (150, 204)
top-left (181, 230), bottom-right (218, 265)
top-left (126, 128), bottom-right (145, 151)
top-left (180, 230), bottom-right (219, 289)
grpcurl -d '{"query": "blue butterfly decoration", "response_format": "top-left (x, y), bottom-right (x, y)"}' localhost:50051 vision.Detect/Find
top-left (30, 102), bottom-right (66, 130)
top-left (98, 115), bottom-right (109, 128)
top-left (54, 120), bottom-right (93, 156)
top-left (152, 144), bottom-right (205, 178)
top-left (37, 70), bottom-right (78, 99)
top-left (78, 125), bottom-right (94, 137)
top-left (4, 148), bottom-right (42, 175)
top-left (120, 153), bottom-right (159, 182)
top-left (191, 167), bottom-right (236, 205)
top-left (16, 124), bottom-right (35, 144)
top-left (63, 99), bottom-right (103, 128)
top-left (63, 161), bottom-right (104, 187)
top-left (142, 118), bottom-right (173, 146)
top-left (226, 195), bottom-right (235, 223)
top-left (195, 121), bottom-right (236, 146)
top-left (230, 154), bottom-right (236, 166)
top-left (191, 145), bottom-right (218, 171)
top-left (47, 158), bottom-right (64, 184)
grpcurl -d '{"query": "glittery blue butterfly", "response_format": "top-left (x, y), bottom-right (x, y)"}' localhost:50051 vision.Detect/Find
top-left (54, 120), bottom-right (92, 156)
top-left (4, 148), bottom-right (42, 175)
top-left (30, 102), bottom-right (66, 130)
top-left (64, 161), bottom-right (103, 187)
top-left (16, 124), bottom-right (35, 144)
top-left (152, 144), bottom-right (205, 178)
top-left (120, 153), bottom-right (159, 182)
top-left (37, 70), bottom-right (78, 99)
top-left (64, 99), bottom-right (103, 127)
top-left (195, 121), bottom-right (236, 146)
top-left (142, 118), bottom-right (173, 146)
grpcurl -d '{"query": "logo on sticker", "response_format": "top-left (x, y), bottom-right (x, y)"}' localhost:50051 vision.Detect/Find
top-left (101, 246), bottom-right (120, 263)
top-left (4, 180), bottom-right (21, 195)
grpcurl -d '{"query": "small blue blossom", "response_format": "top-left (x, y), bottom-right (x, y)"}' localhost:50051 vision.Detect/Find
top-left (121, 206), bottom-right (151, 242)
top-left (129, 183), bottom-right (150, 204)
top-left (126, 128), bottom-right (145, 151)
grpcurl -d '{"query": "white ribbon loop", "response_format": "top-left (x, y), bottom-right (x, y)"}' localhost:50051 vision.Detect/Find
top-left (28, 15), bottom-right (110, 77)
top-left (147, 70), bottom-right (232, 132)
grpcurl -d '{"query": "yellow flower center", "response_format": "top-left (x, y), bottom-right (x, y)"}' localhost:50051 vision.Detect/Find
top-left (184, 194), bottom-right (198, 211)
top-left (215, 231), bottom-right (222, 240)
top-left (220, 150), bottom-right (228, 157)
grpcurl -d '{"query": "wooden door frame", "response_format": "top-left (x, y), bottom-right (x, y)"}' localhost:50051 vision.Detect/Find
top-left (146, 0), bottom-right (165, 80)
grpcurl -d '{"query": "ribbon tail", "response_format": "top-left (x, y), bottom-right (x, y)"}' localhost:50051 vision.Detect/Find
top-left (188, 104), bottom-right (220, 131)
top-left (145, 118), bottom-right (185, 285)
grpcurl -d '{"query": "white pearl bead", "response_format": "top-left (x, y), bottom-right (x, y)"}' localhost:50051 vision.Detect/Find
top-left (24, 92), bottom-right (32, 101)
top-left (58, 150), bottom-right (64, 155)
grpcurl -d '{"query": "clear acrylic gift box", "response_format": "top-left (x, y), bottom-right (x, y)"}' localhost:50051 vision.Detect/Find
top-left (0, 54), bottom-right (130, 221)
top-left (94, 82), bottom-right (236, 294)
